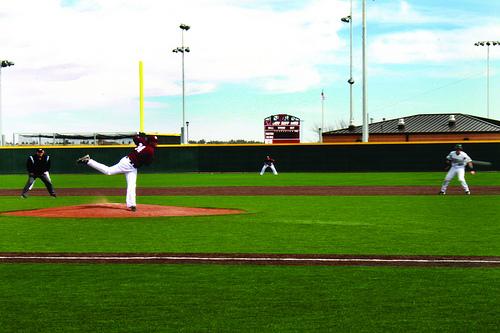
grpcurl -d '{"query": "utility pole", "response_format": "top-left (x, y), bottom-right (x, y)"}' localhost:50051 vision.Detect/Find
top-left (0, 60), bottom-right (15, 146)
top-left (173, 24), bottom-right (191, 143)
top-left (320, 90), bottom-right (325, 143)
top-left (361, 0), bottom-right (369, 142)
top-left (474, 41), bottom-right (499, 118)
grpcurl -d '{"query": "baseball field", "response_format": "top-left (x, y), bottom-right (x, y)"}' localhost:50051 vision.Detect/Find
top-left (1, 172), bottom-right (499, 332)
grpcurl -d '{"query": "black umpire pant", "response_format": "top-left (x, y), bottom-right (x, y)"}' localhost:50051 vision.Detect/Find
top-left (22, 173), bottom-right (56, 197)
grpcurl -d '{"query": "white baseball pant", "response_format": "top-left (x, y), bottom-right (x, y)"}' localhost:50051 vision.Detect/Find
top-left (260, 163), bottom-right (278, 175)
top-left (440, 166), bottom-right (469, 193)
top-left (28, 171), bottom-right (51, 190)
top-left (87, 156), bottom-right (138, 208)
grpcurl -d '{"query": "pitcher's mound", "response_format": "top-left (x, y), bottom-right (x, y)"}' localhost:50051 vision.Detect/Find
top-left (4, 203), bottom-right (244, 218)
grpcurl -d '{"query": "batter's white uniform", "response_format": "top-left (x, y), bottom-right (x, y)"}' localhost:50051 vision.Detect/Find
top-left (87, 157), bottom-right (137, 208)
top-left (440, 150), bottom-right (472, 194)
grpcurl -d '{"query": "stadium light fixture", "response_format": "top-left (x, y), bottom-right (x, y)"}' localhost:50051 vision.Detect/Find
top-left (1, 60), bottom-right (14, 68)
top-left (475, 40), bottom-right (500, 118)
top-left (0, 59), bottom-right (15, 146)
top-left (341, 16), bottom-right (351, 23)
top-left (173, 24), bottom-right (191, 144)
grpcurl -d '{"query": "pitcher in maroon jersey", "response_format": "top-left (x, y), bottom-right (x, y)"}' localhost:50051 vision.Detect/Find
top-left (76, 133), bottom-right (158, 211)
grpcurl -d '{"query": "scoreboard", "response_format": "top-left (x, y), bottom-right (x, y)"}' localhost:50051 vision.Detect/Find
top-left (264, 114), bottom-right (301, 144)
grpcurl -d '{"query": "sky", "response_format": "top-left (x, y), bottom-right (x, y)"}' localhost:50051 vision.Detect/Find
top-left (0, 0), bottom-right (499, 143)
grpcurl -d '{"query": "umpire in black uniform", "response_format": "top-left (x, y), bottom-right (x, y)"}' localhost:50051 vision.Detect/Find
top-left (21, 148), bottom-right (56, 198)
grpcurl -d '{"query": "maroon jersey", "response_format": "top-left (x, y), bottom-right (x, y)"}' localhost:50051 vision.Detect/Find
top-left (264, 156), bottom-right (275, 166)
top-left (127, 135), bottom-right (155, 168)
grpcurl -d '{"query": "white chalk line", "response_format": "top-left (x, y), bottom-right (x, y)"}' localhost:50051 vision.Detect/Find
top-left (1, 255), bottom-right (500, 265)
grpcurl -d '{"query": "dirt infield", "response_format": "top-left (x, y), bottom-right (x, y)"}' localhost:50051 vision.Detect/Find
top-left (2, 203), bottom-right (244, 218)
top-left (2, 185), bottom-right (500, 197)
top-left (1, 252), bottom-right (499, 267)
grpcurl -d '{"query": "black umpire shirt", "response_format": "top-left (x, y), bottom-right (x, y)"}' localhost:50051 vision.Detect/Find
top-left (27, 154), bottom-right (51, 176)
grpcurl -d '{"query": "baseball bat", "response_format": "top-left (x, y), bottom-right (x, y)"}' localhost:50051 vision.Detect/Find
top-left (472, 160), bottom-right (492, 166)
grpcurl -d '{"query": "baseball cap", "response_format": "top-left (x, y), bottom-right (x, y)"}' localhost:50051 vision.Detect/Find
top-left (455, 144), bottom-right (463, 150)
top-left (36, 148), bottom-right (44, 153)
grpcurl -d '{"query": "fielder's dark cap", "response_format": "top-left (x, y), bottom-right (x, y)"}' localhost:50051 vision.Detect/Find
top-left (37, 148), bottom-right (44, 153)
top-left (455, 144), bottom-right (463, 150)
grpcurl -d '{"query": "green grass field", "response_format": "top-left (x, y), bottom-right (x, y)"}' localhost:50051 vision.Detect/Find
top-left (1, 265), bottom-right (499, 332)
top-left (1, 172), bottom-right (499, 332)
top-left (2, 171), bottom-right (500, 188)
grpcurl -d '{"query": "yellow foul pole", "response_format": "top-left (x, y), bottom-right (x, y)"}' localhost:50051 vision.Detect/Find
top-left (139, 60), bottom-right (144, 132)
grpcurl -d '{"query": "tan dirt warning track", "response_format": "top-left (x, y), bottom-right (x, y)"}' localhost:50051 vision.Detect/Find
top-left (1, 185), bottom-right (500, 196)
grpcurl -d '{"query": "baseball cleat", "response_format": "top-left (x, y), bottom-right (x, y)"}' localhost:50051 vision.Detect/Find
top-left (438, 191), bottom-right (446, 195)
top-left (21, 194), bottom-right (27, 199)
top-left (51, 193), bottom-right (57, 198)
top-left (130, 206), bottom-right (137, 212)
top-left (465, 191), bottom-right (471, 195)
top-left (76, 155), bottom-right (90, 164)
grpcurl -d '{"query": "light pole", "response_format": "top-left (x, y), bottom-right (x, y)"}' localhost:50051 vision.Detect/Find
top-left (341, 0), bottom-right (355, 129)
top-left (173, 23), bottom-right (190, 144)
top-left (474, 41), bottom-right (499, 119)
top-left (186, 121), bottom-right (189, 143)
top-left (361, 0), bottom-right (368, 142)
top-left (0, 60), bottom-right (15, 146)
top-left (320, 90), bottom-right (325, 143)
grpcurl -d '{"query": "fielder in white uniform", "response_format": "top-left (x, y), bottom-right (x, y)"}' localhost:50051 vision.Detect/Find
top-left (439, 144), bottom-right (475, 195)
top-left (260, 155), bottom-right (278, 175)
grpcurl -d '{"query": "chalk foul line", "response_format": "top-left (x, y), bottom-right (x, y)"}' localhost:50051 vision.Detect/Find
top-left (1, 254), bottom-right (500, 267)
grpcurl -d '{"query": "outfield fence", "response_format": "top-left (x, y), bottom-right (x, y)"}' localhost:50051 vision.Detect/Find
top-left (1, 141), bottom-right (499, 174)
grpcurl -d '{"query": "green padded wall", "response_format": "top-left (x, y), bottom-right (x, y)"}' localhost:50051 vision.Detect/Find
top-left (1, 142), bottom-right (498, 174)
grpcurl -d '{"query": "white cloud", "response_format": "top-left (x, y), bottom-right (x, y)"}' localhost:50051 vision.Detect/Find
top-left (0, 0), bottom-right (348, 137)
top-left (260, 66), bottom-right (321, 93)
top-left (370, 24), bottom-right (500, 65)
top-left (368, 0), bottom-right (432, 25)
top-left (1, 0), bottom-right (498, 141)
top-left (357, 1), bottom-right (500, 66)
top-left (366, 0), bottom-right (492, 26)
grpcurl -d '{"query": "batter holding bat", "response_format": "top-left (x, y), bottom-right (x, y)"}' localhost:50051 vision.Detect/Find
top-left (439, 144), bottom-right (475, 195)
top-left (76, 132), bottom-right (157, 211)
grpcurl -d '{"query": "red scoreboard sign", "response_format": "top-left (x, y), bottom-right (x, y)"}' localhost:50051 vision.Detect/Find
top-left (264, 114), bottom-right (301, 144)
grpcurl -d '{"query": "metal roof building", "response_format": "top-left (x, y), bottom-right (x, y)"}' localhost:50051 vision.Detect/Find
top-left (323, 114), bottom-right (500, 143)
